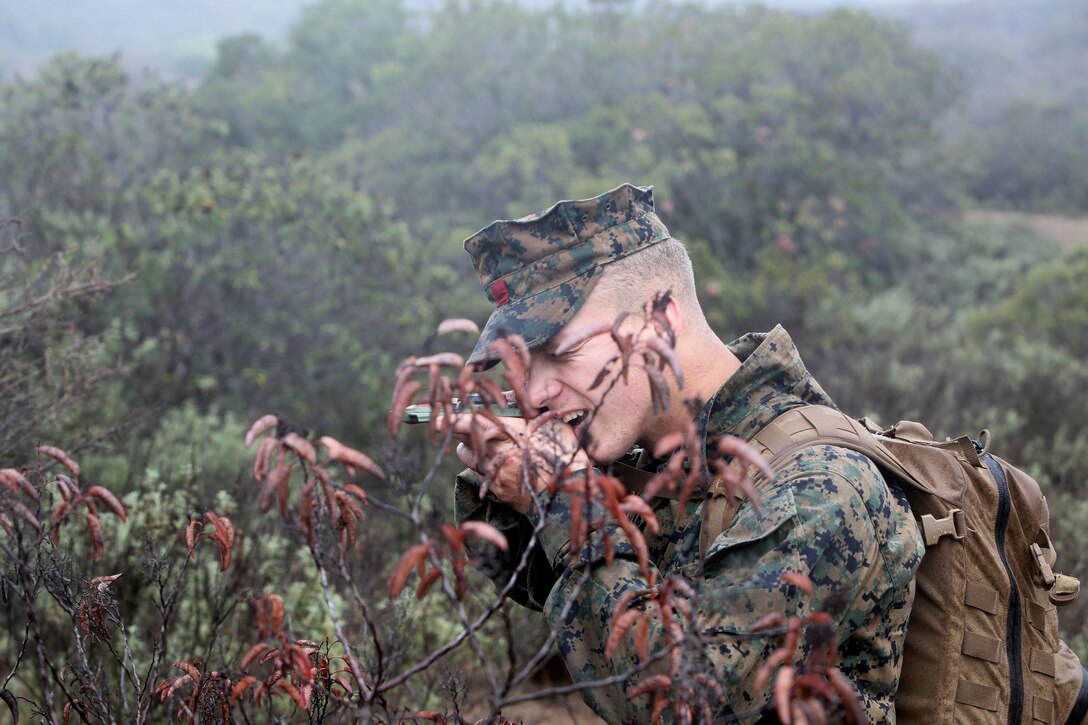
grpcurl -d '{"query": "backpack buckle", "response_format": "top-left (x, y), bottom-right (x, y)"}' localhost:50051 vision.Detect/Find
top-left (1031, 542), bottom-right (1058, 587)
top-left (919, 509), bottom-right (966, 546)
top-left (1049, 574), bottom-right (1080, 606)
top-left (1031, 542), bottom-right (1081, 606)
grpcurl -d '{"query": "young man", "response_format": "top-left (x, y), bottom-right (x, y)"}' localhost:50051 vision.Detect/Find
top-left (452, 184), bottom-right (923, 722)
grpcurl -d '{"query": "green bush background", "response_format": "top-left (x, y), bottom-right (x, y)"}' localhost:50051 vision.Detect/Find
top-left (1, 0), bottom-right (1085, 714)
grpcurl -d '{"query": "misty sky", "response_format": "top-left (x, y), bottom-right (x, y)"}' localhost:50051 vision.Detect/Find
top-left (1, 0), bottom-right (968, 79)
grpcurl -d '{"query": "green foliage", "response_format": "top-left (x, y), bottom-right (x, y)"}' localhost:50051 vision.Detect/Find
top-left (887, 0), bottom-right (1088, 214)
top-left (970, 246), bottom-right (1088, 359)
top-left (0, 54), bottom-right (226, 223)
top-left (961, 102), bottom-right (1088, 213)
top-left (2, 0), bottom-right (1087, 709)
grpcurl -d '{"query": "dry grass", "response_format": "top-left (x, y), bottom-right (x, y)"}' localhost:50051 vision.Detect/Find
top-left (966, 210), bottom-right (1088, 248)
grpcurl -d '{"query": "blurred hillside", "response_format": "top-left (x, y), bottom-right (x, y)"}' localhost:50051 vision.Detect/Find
top-left (1, 0), bottom-right (1085, 715)
top-left (0, 0), bottom-right (309, 79)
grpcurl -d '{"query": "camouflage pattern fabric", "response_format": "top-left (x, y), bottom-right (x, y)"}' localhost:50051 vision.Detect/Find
top-left (463, 183), bottom-right (670, 366)
top-left (455, 326), bottom-right (925, 723)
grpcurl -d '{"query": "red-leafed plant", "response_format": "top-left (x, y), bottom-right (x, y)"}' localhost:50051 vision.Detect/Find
top-left (2, 298), bottom-right (861, 724)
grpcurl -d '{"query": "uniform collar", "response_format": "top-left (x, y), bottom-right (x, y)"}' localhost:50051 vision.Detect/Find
top-left (695, 325), bottom-right (836, 447)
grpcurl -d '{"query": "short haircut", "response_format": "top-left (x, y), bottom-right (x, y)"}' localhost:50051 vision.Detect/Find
top-left (593, 237), bottom-right (701, 320)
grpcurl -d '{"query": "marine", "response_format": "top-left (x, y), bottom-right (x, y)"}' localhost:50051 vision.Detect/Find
top-left (449, 183), bottom-right (924, 723)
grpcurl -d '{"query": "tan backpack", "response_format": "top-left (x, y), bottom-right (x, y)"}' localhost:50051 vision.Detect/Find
top-left (731, 405), bottom-right (1088, 724)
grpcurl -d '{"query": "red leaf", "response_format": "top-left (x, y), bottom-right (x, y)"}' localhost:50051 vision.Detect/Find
top-left (436, 318), bottom-right (480, 337)
top-left (173, 661), bottom-right (202, 681)
top-left (388, 379), bottom-right (424, 439)
top-left (605, 608), bottom-right (642, 658)
top-left (52, 475), bottom-right (79, 502)
top-left (441, 523), bottom-right (465, 552)
top-left (204, 511), bottom-right (235, 547)
top-left (274, 680), bottom-right (308, 710)
top-left (185, 518), bottom-right (200, 552)
top-left (37, 445), bottom-right (80, 476)
top-left (615, 516), bottom-right (651, 578)
top-left (634, 613), bottom-right (651, 662)
top-left (749, 612), bottom-right (786, 634)
top-left (259, 461), bottom-right (289, 514)
top-left (343, 484), bottom-right (369, 505)
top-left (459, 521), bottom-right (508, 551)
top-left (245, 414), bottom-right (279, 448)
top-left (157, 674), bottom-right (192, 701)
top-left (90, 573), bottom-right (122, 592)
top-left (282, 433), bottom-right (316, 464)
top-left (774, 666), bottom-right (795, 723)
top-left (253, 437), bottom-right (277, 482)
top-left (644, 334), bottom-right (685, 389)
top-left (85, 513), bottom-right (103, 560)
top-left (569, 492), bottom-right (585, 552)
top-left (336, 490), bottom-right (365, 523)
top-left (0, 468), bottom-right (38, 502)
top-left (619, 495), bottom-right (660, 534)
top-left (755, 649), bottom-right (793, 691)
top-left (627, 674), bottom-right (671, 699)
top-left (298, 480), bottom-right (315, 543)
top-left (212, 538), bottom-right (231, 571)
top-left (390, 543), bottom-right (429, 598)
top-left (86, 485), bottom-right (127, 523)
top-left (643, 356), bottom-right (671, 414)
top-left (489, 338), bottom-right (529, 410)
top-left (318, 436), bottom-right (386, 479)
top-left (416, 567), bottom-right (442, 600)
top-left (262, 592), bottom-right (280, 631)
top-left (553, 321), bottom-right (612, 356)
top-left (257, 593), bottom-right (285, 634)
top-left (781, 572), bottom-right (814, 598)
top-left (1, 687), bottom-right (18, 723)
top-left (651, 432), bottom-right (686, 460)
top-left (240, 643), bottom-right (270, 671)
top-left (413, 352), bottom-right (465, 368)
top-left (203, 512), bottom-right (234, 571)
top-left (8, 500), bottom-right (41, 531)
top-left (717, 433), bottom-right (774, 483)
top-left (231, 675), bottom-right (257, 704)
top-left (610, 310), bottom-right (632, 349)
top-left (828, 668), bottom-right (866, 725)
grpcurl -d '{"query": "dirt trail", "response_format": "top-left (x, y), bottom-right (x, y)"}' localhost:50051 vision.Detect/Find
top-left (966, 209), bottom-right (1088, 248)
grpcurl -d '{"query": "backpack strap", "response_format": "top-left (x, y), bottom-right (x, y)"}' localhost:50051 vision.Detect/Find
top-left (697, 405), bottom-right (967, 560)
top-left (616, 405), bottom-right (967, 560)
top-left (610, 450), bottom-right (694, 502)
top-left (747, 405), bottom-right (919, 486)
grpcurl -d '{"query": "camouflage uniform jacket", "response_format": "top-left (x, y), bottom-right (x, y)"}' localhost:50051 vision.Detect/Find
top-left (455, 326), bottom-right (925, 723)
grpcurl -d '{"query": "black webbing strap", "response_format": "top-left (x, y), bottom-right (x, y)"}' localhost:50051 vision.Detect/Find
top-left (610, 451), bottom-right (708, 502)
top-left (1065, 665), bottom-right (1088, 725)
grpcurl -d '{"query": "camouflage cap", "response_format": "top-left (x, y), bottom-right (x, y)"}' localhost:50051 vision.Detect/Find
top-left (464, 183), bottom-right (671, 367)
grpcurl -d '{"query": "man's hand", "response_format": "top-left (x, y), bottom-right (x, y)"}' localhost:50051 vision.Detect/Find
top-left (445, 413), bottom-right (591, 514)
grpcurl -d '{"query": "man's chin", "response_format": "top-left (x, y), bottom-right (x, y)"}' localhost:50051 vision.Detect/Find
top-left (584, 439), bottom-right (626, 467)
top-left (579, 420), bottom-right (632, 466)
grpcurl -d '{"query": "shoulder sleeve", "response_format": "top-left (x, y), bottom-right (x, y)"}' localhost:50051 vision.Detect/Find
top-left (539, 450), bottom-right (920, 723)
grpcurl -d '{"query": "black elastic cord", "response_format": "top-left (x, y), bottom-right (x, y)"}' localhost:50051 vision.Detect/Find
top-left (1064, 665), bottom-right (1088, 725)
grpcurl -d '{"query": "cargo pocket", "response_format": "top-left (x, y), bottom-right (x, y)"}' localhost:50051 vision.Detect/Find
top-left (700, 484), bottom-right (804, 636)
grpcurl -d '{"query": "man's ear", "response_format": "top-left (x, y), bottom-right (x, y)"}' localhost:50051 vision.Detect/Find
top-left (661, 289), bottom-right (683, 339)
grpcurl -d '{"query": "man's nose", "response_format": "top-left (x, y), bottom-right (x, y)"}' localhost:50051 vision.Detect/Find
top-left (526, 367), bottom-right (561, 412)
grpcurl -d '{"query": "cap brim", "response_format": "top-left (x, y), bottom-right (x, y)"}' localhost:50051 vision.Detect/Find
top-left (467, 269), bottom-right (601, 368)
